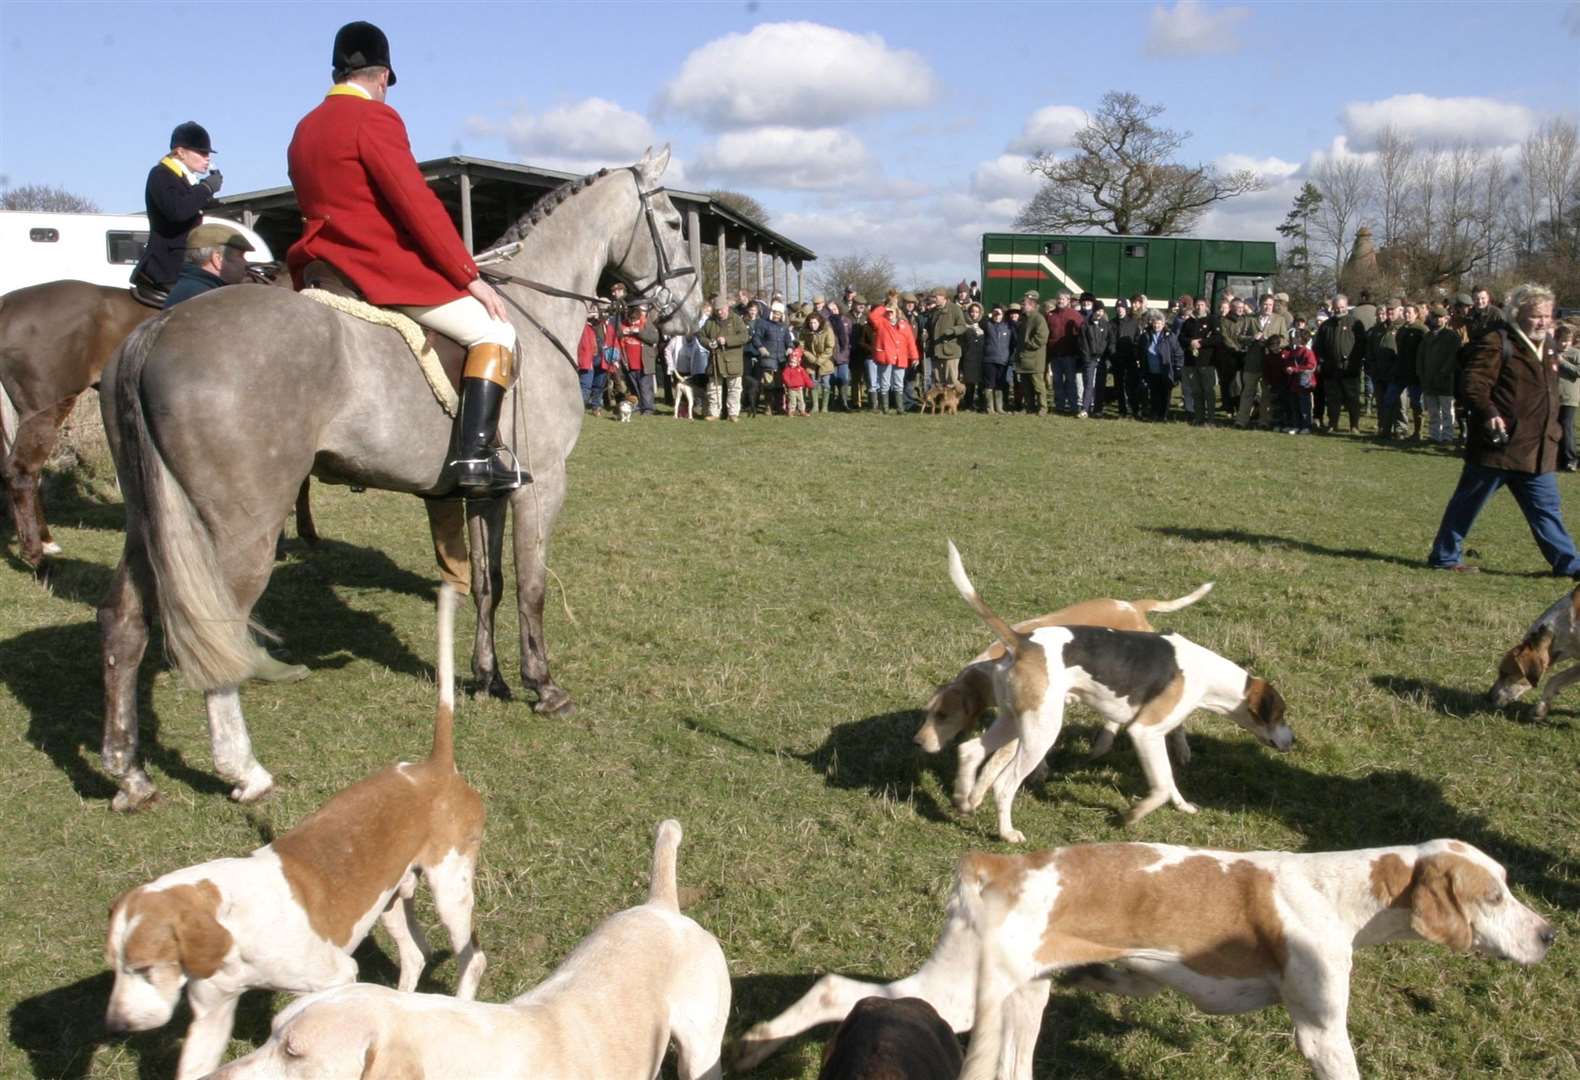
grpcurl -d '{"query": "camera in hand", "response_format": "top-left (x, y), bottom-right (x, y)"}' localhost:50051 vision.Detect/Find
top-left (1486, 422), bottom-right (1511, 447)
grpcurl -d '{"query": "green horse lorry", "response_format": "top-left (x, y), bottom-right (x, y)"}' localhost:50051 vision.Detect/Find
top-left (980, 232), bottom-right (1277, 311)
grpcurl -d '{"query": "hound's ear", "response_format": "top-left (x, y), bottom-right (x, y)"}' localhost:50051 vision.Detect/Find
top-left (1519, 627), bottom-right (1554, 686)
top-left (361, 1035), bottom-right (425, 1080)
top-left (1410, 856), bottom-right (1473, 952)
top-left (173, 883), bottom-right (233, 979)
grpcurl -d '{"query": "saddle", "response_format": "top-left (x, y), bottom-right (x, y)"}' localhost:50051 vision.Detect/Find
top-left (300, 260), bottom-right (467, 411)
top-left (128, 273), bottom-right (169, 309)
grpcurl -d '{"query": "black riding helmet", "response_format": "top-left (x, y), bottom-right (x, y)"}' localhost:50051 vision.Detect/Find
top-left (169, 121), bottom-right (214, 154)
top-left (332, 20), bottom-right (396, 85)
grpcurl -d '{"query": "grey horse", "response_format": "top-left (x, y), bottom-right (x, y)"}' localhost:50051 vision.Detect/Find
top-left (96, 148), bottom-right (698, 810)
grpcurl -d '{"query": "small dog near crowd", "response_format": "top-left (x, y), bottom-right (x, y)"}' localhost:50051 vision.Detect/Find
top-left (103, 585), bottom-right (485, 1080)
top-left (208, 820), bottom-right (731, 1080)
top-left (921, 381), bottom-right (965, 415)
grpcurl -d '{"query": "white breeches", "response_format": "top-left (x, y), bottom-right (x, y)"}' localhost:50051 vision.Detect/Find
top-left (401, 296), bottom-right (516, 349)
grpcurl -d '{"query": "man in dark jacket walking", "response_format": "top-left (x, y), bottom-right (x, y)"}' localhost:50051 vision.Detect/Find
top-left (131, 121), bottom-right (223, 298)
top-left (1313, 293), bottom-right (1368, 432)
top-left (1076, 301), bottom-right (1112, 418)
top-left (1427, 284), bottom-right (1580, 575)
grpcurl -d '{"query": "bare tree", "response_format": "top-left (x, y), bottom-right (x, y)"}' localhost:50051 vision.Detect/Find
top-left (809, 252), bottom-right (896, 307)
top-left (1015, 91), bottom-right (1265, 235)
top-left (1, 183), bottom-right (99, 212)
top-left (1371, 126), bottom-right (1415, 246)
top-left (1311, 154), bottom-right (1371, 271)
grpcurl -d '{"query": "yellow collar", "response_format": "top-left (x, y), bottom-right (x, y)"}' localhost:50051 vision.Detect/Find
top-left (160, 155), bottom-right (191, 179)
top-left (328, 82), bottom-right (373, 100)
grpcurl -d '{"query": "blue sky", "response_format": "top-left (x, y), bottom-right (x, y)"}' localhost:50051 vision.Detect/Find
top-left (3, 1), bottom-right (1577, 282)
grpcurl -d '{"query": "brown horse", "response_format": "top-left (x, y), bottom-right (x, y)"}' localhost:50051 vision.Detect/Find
top-left (0, 277), bottom-right (317, 573)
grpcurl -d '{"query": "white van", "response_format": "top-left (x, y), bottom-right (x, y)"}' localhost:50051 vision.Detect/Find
top-left (0, 210), bottom-right (273, 296)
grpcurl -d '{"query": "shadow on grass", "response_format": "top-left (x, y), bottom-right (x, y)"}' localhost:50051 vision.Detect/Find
top-left (1089, 733), bottom-right (1579, 911)
top-left (1146, 525), bottom-right (1541, 578)
top-left (0, 539), bottom-right (440, 803)
top-left (1369, 673), bottom-right (1573, 728)
top-left (795, 710), bottom-right (956, 824)
top-left (6, 970), bottom-right (277, 1080)
top-left (6, 934), bottom-right (463, 1077)
top-left (730, 972), bottom-right (1147, 1080)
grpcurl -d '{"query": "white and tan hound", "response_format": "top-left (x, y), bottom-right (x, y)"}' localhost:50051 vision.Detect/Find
top-left (958, 839), bottom-right (1555, 1080)
top-left (915, 583), bottom-right (1212, 778)
top-left (103, 585), bottom-right (485, 1080)
top-left (945, 541), bottom-right (1291, 840)
top-left (208, 820), bottom-right (731, 1080)
top-left (738, 840), bottom-right (1553, 1080)
top-left (1488, 583), bottom-right (1580, 718)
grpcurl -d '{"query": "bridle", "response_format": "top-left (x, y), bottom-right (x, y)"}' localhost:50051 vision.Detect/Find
top-left (478, 165), bottom-right (697, 370)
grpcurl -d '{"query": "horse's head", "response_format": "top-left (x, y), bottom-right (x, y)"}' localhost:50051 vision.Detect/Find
top-left (611, 145), bottom-right (701, 335)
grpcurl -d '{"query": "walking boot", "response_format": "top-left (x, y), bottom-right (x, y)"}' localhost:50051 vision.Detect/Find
top-left (450, 343), bottom-right (525, 497)
top-left (838, 384), bottom-right (851, 411)
top-left (891, 389), bottom-right (905, 415)
top-left (876, 390), bottom-right (887, 414)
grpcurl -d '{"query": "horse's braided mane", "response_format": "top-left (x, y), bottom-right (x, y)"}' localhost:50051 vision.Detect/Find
top-left (493, 167), bottom-right (612, 247)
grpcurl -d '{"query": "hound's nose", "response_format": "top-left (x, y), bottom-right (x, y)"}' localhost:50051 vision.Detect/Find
top-left (1540, 923), bottom-right (1557, 948)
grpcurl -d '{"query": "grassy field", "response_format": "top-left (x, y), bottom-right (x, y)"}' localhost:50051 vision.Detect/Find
top-left (3, 402), bottom-right (1579, 1078)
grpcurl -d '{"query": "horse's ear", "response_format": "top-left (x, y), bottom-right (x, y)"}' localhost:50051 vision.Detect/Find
top-left (649, 144), bottom-right (672, 180)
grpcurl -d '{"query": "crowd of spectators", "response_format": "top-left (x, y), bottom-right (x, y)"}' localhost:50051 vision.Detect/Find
top-left (576, 277), bottom-right (1578, 453)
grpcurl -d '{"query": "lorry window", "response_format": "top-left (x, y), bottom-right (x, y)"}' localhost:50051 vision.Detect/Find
top-left (29, 228), bottom-right (60, 243)
top-left (1125, 244), bottom-right (1146, 258)
top-left (107, 231), bottom-right (149, 265)
top-left (1044, 241), bottom-right (1064, 257)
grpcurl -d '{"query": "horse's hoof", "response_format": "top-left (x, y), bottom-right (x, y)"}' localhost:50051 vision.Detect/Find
top-left (469, 673), bottom-right (513, 702)
top-left (532, 686), bottom-right (575, 717)
top-left (252, 655), bottom-right (309, 684)
top-left (111, 779), bottom-right (161, 813)
top-left (229, 765), bottom-right (276, 804)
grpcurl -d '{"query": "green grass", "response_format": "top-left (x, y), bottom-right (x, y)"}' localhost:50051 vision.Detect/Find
top-left (3, 406), bottom-right (1579, 1078)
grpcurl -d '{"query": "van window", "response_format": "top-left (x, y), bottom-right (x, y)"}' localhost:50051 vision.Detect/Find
top-left (107, 231), bottom-right (149, 265)
top-left (1044, 241), bottom-right (1065, 257)
top-left (1125, 244), bottom-right (1146, 258)
top-left (29, 228), bottom-right (59, 242)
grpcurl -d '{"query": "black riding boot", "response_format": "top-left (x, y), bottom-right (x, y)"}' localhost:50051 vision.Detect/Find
top-left (450, 345), bottom-right (524, 497)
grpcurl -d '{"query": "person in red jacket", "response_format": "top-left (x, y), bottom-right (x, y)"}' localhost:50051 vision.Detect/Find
top-left (1281, 331), bottom-right (1319, 434)
top-left (286, 21), bottom-right (519, 496)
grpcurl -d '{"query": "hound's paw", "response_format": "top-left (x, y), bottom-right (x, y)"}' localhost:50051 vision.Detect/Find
top-left (1176, 801), bottom-right (1199, 815)
top-left (41, 540), bottom-right (64, 556)
top-left (999, 828), bottom-right (1027, 844)
top-left (1534, 701), bottom-right (1551, 720)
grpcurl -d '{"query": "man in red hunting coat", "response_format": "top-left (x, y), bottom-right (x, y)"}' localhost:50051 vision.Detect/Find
top-left (287, 20), bottom-right (520, 496)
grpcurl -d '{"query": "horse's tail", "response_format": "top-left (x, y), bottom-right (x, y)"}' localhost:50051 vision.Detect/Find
top-left (0, 295), bottom-right (16, 469)
top-left (114, 318), bottom-right (270, 690)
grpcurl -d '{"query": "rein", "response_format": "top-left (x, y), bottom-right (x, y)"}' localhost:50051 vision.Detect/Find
top-left (476, 166), bottom-right (697, 374)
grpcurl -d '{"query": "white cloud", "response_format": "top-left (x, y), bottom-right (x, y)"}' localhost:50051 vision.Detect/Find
top-left (466, 98), bottom-right (656, 163)
top-left (1215, 153), bottom-right (1300, 179)
top-left (1341, 94), bottom-right (1535, 150)
top-left (969, 154), bottom-right (1042, 202)
top-left (656, 22), bottom-right (937, 130)
top-left (692, 127), bottom-right (873, 191)
top-left (1145, 0), bottom-right (1251, 57)
top-left (1007, 105), bottom-right (1088, 154)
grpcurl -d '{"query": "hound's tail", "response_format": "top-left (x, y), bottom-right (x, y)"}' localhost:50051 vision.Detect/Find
top-left (430, 583), bottom-right (458, 769)
top-left (113, 318), bottom-right (272, 689)
top-left (947, 540), bottom-right (1023, 660)
top-left (648, 819), bottom-right (683, 911)
top-left (1137, 581), bottom-right (1214, 614)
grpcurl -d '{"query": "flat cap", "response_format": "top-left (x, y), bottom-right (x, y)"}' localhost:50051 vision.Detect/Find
top-left (1023, 289), bottom-right (1041, 301)
top-left (186, 223), bottom-right (252, 252)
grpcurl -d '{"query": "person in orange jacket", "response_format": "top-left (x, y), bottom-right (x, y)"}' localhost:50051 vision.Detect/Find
top-left (286, 21), bottom-right (519, 496)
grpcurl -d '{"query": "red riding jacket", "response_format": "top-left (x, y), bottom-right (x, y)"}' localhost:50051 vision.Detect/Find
top-left (286, 88), bottom-right (478, 305)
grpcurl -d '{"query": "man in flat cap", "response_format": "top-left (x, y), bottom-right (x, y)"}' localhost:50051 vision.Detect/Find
top-left (1016, 290), bottom-right (1050, 413)
top-left (162, 223), bottom-right (254, 308)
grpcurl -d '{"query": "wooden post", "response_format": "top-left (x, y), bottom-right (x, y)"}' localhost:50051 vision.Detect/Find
top-left (687, 207), bottom-right (703, 298)
top-left (794, 258), bottom-right (803, 303)
top-left (459, 170), bottom-right (474, 254)
top-left (755, 242), bottom-right (765, 296)
top-left (716, 220), bottom-right (728, 300)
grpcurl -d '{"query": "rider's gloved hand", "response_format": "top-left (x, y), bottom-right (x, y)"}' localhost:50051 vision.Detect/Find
top-left (201, 169), bottom-right (224, 195)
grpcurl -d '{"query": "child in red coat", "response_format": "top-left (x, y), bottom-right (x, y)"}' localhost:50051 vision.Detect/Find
top-left (780, 346), bottom-right (814, 416)
top-left (1280, 331), bottom-right (1318, 433)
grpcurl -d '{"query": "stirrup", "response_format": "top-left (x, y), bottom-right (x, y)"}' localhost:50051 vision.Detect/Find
top-left (450, 444), bottom-right (528, 497)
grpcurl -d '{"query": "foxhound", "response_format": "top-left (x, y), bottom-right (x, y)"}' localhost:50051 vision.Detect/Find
top-left (946, 541), bottom-right (1292, 841)
top-left (738, 840), bottom-right (1553, 1080)
top-left (958, 839), bottom-right (1555, 1080)
top-left (1488, 583), bottom-right (1580, 718)
top-left (207, 820), bottom-right (731, 1080)
top-left (104, 585), bottom-right (485, 1080)
top-left (915, 583), bottom-right (1213, 786)
top-left (816, 996), bottom-right (962, 1080)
